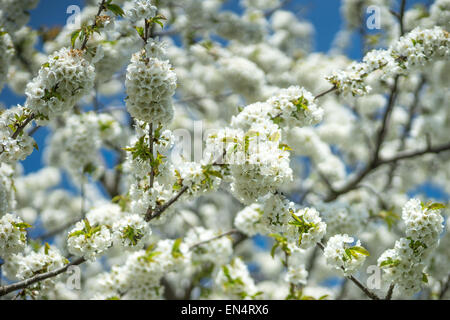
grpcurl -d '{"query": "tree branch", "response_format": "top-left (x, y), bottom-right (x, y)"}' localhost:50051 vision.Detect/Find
top-left (385, 283), bottom-right (395, 300)
top-left (189, 229), bottom-right (241, 250)
top-left (0, 257), bottom-right (85, 297)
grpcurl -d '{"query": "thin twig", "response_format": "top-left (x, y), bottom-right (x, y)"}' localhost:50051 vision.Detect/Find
top-left (439, 274), bottom-right (450, 300)
top-left (11, 114), bottom-right (35, 140)
top-left (314, 86), bottom-right (337, 100)
top-left (149, 123), bottom-right (155, 189)
top-left (385, 283), bottom-right (395, 300)
top-left (189, 229), bottom-right (240, 250)
top-left (80, 0), bottom-right (107, 50)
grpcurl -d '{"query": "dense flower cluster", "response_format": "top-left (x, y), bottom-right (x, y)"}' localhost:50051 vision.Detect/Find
top-left (11, 245), bottom-right (67, 297)
top-left (215, 257), bottom-right (259, 299)
top-left (377, 199), bottom-right (444, 296)
top-left (124, 0), bottom-right (157, 23)
top-left (67, 219), bottom-right (112, 261)
top-left (324, 234), bottom-right (369, 275)
top-left (327, 26), bottom-right (449, 96)
top-left (24, 48), bottom-right (95, 120)
top-left (125, 47), bottom-right (177, 125)
top-left (0, 213), bottom-right (29, 257)
top-left (0, 107), bottom-right (35, 164)
top-left (0, 0), bottom-right (39, 33)
top-left (0, 30), bottom-right (14, 93)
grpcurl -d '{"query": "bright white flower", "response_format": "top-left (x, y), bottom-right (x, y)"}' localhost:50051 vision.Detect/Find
top-left (12, 244), bottom-right (67, 297)
top-left (0, 213), bottom-right (29, 257)
top-left (401, 198), bottom-right (444, 249)
top-left (185, 227), bottom-right (233, 265)
top-left (112, 213), bottom-right (151, 248)
top-left (324, 234), bottom-right (368, 275)
top-left (234, 203), bottom-right (266, 236)
top-left (286, 207), bottom-right (326, 249)
top-left (377, 199), bottom-right (445, 297)
top-left (67, 219), bottom-right (112, 261)
top-left (124, 0), bottom-right (157, 23)
top-left (0, 107), bottom-right (35, 164)
top-left (284, 264), bottom-right (308, 285)
top-left (266, 86), bottom-right (323, 127)
top-left (25, 48), bottom-right (95, 120)
top-left (0, 0), bottom-right (39, 33)
top-left (215, 257), bottom-right (259, 299)
top-left (125, 49), bottom-right (177, 125)
top-left (0, 30), bottom-right (14, 93)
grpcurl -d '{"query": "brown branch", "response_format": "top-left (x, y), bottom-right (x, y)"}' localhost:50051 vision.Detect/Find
top-left (145, 185), bottom-right (189, 222)
top-left (189, 229), bottom-right (241, 250)
top-left (378, 141), bottom-right (450, 165)
top-left (11, 113), bottom-right (35, 140)
top-left (385, 283), bottom-right (395, 300)
top-left (385, 76), bottom-right (426, 188)
top-left (314, 86), bottom-right (337, 100)
top-left (324, 76), bottom-right (400, 202)
top-left (439, 274), bottom-right (450, 300)
top-left (0, 257), bottom-right (85, 297)
top-left (149, 123), bottom-right (155, 189)
top-left (80, 0), bottom-right (107, 50)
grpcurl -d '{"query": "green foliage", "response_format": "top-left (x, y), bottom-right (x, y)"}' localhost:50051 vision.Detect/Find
top-left (288, 210), bottom-right (315, 247)
top-left (379, 257), bottom-right (401, 268)
top-left (200, 164), bottom-right (223, 189)
top-left (173, 169), bottom-right (183, 191)
top-left (104, 0), bottom-right (124, 17)
top-left (292, 95), bottom-right (309, 114)
top-left (148, 14), bottom-right (167, 29)
top-left (269, 233), bottom-right (290, 259)
top-left (122, 225), bottom-right (144, 246)
top-left (421, 201), bottom-right (446, 211)
top-left (44, 242), bottom-right (51, 255)
top-left (378, 209), bottom-right (400, 230)
top-left (407, 237), bottom-right (428, 255)
top-left (139, 243), bottom-right (162, 263)
top-left (68, 219), bottom-right (103, 240)
top-left (12, 221), bottom-right (32, 231)
top-left (123, 135), bottom-right (151, 161)
top-left (343, 245), bottom-right (370, 262)
top-left (171, 238), bottom-right (183, 259)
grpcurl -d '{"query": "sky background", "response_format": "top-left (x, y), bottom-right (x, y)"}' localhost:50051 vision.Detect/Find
top-left (1, 0), bottom-right (443, 200)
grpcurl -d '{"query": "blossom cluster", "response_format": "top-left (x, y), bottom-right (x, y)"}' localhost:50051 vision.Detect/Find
top-left (25, 48), bottom-right (95, 121)
top-left (327, 26), bottom-right (449, 96)
top-left (377, 199), bottom-right (444, 296)
top-left (125, 42), bottom-right (177, 125)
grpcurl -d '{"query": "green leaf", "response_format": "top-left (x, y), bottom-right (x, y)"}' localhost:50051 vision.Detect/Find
top-left (12, 222), bottom-right (32, 231)
top-left (422, 273), bottom-right (428, 283)
top-left (71, 29), bottom-right (81, 48)
top-left (105, 3), bottom-right (124, 17)
top-left (380, 257), bottom-right (400, 268)
top-left (44, 242), bottom-right (51, 255)
top-left (171, 238), bottom-right (183, 259)
top-left (68, 230), bottom-right (85, 238)
top-left (134, 26), bottom-right (144, 39)
top-left (426, 203), bottom-right (446, 211)
top-left (349, 246), bottom-right (370, 256)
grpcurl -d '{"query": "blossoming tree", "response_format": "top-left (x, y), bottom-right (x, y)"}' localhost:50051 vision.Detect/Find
top-left (0, 0), bottom-right (449, 300)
